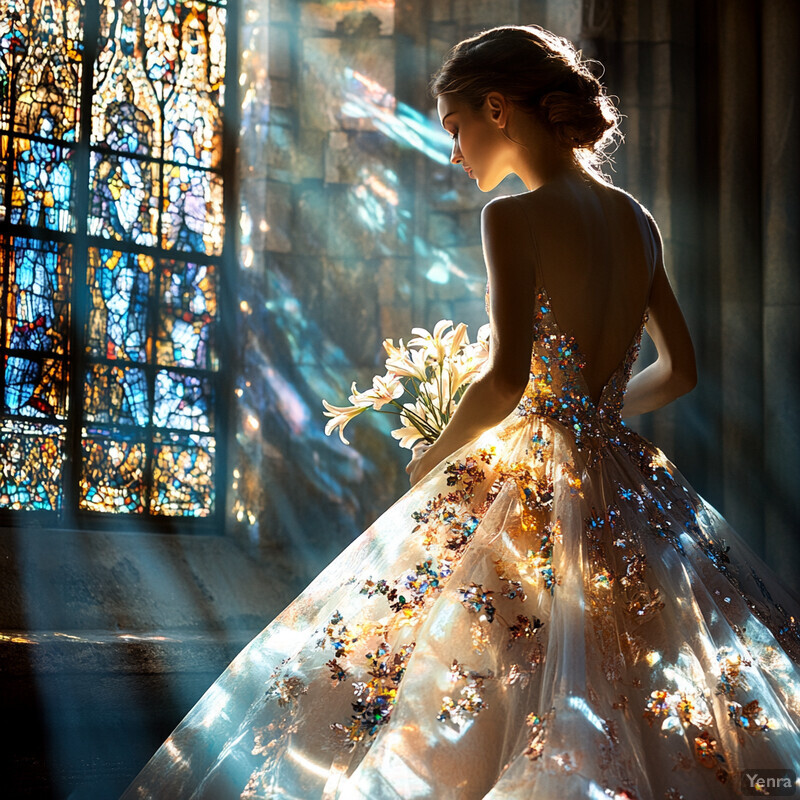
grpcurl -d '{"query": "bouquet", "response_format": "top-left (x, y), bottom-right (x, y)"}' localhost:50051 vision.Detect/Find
top-left (322, 320), bottom-right (490, 449)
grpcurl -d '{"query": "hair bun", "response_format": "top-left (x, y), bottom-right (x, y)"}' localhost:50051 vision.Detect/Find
top-left (429, 25), bottom-right (623, 178)
top-left (538, 87), bottom-right (616, 151)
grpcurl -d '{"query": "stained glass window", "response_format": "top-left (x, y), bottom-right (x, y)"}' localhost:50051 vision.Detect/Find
top-left (0, 0), bottom-right (231, 521)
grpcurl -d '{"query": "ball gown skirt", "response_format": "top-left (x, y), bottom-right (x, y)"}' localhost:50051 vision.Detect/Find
top-left (121, 290), bottom-right (800, 799)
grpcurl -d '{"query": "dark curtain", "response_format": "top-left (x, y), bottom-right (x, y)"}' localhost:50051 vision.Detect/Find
top-left (578, 0), bottom-right (799, 580)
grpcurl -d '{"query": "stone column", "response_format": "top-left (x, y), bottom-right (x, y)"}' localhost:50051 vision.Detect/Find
top-left (718, 0), bottom-right (765, 551)
top-left (761, 0), bottom-right (800, 581)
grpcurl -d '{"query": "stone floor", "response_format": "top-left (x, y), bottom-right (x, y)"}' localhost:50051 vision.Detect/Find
top-left (0, 528), bottom-right (311, 799)
top-left (2, 630), bottom-right (259, 799)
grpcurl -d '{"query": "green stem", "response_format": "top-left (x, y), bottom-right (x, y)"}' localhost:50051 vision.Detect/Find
top-left (410, 378), bottom-right (435, 417)
top-left (416, 365), bottom-right (441, 428)
top-left (412, 371), bottom-right (443, 428)
top-left (388, 398), bottom-right (440, 439)
top-left (435, 359), bottom-right (445, 423)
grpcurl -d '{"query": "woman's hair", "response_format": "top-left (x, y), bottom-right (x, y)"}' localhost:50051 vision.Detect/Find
top-left (429, 25), bottom-right (623, 180)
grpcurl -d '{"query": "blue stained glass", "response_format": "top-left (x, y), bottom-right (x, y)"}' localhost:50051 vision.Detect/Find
top-left (157, 259), bottom-right (216, 369)
top-left (162, 164), bottom-right (223, 255)
top-left (1, 0), bottom-right (226, 518)
top-left (0, 135), bottom-right (7, 216)
top-left (151, 431), bottom-right (214, 516)
top-left (4, 237), bottom-right (69, 355)
top-left (4, 354), bottom-right (38, 412)
top-left (4, 356), bottom-right (66, 418)
top-left (3, 236), bottom-right (70, 420)
top-left (153, 369), bottom-right (212, 431)
top-left (81, 432), bottom-right (147, 513)
top-left (84, 364), bottom-right (150, 426)
top-left (92, 0), bottom-right (160, 157)
top-left (1, 0), bottom-right (84, 139)
top-left (99, 79), bottom-right (157, 156)
top-left (0, 420), bottom-right (65, 510)
top-left (162, 317), bottom-right (203, 366)
top-left (88, 152), bottom-right (158, 245)
top-left (162, 2), bottom-right (226, 170)
top-left (10, 137), bottom-right (75, 231)
top-left (86, 248), bottom-right (154, 362)
top-left (165, 90), bottom-right (221, 169)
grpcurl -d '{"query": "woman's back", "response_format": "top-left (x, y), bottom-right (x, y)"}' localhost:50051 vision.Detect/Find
top-left (511, 172), bottom-right (655, 405)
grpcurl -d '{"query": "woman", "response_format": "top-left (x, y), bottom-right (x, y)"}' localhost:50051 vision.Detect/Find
top-left (123, 25), bottom-right (800, 799)
top-left (407, 27), bottom-right (696, 489)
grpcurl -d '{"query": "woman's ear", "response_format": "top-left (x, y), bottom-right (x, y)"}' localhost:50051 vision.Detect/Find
top-left (484, 92), bottom-right (509, 130)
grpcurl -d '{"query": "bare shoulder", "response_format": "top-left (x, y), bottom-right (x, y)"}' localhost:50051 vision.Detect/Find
top-left (484, 184), bottom-right (576, 230)
top-left (620, 193), bottom-right (663, 269)
top-left (480, 194), bottom-right (531, 243)
top-left (481, 195), bottom-right (525, 235)
top-left (481, 193), bottom-right (520, 212)
top-left (479, 196), bottom-right (533, 279)
top-left (595, 182), bottom-right (664, 268)
top-left (609, 184), bottom-right (660, 231)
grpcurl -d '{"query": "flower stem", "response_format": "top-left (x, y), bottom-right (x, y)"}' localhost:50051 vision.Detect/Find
top-left (388, 399), bottom-right (440, 440)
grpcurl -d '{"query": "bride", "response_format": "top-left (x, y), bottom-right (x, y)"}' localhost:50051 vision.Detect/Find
top-left (122, 24), bottom-right (800, 800)
top-left (407, 28), bottom-right (695, 488)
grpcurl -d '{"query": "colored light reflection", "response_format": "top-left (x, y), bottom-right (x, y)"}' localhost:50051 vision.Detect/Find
top-left (233, 9), bottom-right (491, 559)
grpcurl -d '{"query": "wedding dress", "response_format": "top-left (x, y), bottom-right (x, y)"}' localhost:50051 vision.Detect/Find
top-left (122, 190), bottom-right (800, 800)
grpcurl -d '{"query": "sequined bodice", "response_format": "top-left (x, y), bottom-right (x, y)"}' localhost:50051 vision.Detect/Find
top-left (487, 285), bottom-right (648, 459)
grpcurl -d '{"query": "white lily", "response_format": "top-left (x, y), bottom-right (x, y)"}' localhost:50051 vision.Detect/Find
top-left (450, 343), bottom-right (490, 389)
top-left (451, 359), bottom-right (484, 389)
top-left (419, 378), bottom-right (442, 403)
top-left (383, 338), bottom-right (428, 381)
top-left (365, 373), bottom-right (405, 411)
top-left (323, 318), bottom-right (490, 448)
top-left (322, 399), bottom-right (370, 445)
top-left (390, 401), bottom-right (431, 449)
top-left (390, 421), bottom-right (425, 449)
top-left (408, 319), bottom-right (454, 362)
top-left (444, 321), bottom-right (469, 359)
top-left (346, 380), bottom-right (374, 406)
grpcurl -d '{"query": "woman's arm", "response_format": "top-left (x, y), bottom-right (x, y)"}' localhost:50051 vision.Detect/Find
top-left (407, 197), bottom-right (535, 486)
top-left (621, 215), bottom-right (697, 419)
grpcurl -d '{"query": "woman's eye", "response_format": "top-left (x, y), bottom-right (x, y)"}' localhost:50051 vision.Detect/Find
top-left (449, 131), bottom-right (458, 141)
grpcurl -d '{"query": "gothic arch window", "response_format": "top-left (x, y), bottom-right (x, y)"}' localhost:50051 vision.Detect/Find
top-left (0, 0), bottom-right (235, 525)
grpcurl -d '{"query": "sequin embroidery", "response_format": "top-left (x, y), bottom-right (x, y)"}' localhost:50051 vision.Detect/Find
top-left (516, 287), bottom-right (648, 465)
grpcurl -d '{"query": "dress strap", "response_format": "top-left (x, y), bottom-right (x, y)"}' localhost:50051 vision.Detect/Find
top-left (509, 194), bottom-right (543, 290)
top-left (634, 201), bottom-right (659, 306)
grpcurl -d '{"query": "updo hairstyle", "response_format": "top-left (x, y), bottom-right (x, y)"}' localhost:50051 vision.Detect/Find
top-left (429, 25), bottom-right (622, 178)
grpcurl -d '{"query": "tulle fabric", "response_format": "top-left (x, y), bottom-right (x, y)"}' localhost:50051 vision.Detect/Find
top-left (121, 409), bottom-right (800, 799)
top-left (122, 292), bottom-right (800, 799)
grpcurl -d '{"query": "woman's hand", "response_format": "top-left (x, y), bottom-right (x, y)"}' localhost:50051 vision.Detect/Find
top-left (406, 441), bottom-right (436, 488)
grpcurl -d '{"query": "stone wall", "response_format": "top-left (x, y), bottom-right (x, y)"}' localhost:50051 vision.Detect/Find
top-left (231, 0), bottom-right (585, 583)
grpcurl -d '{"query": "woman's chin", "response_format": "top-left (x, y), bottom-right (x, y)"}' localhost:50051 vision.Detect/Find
top-left (475, 174), bottom-right (500, 192)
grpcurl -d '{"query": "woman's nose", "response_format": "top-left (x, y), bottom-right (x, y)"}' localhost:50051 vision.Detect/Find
top-left (450, 144), bottom-right (461, 164)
